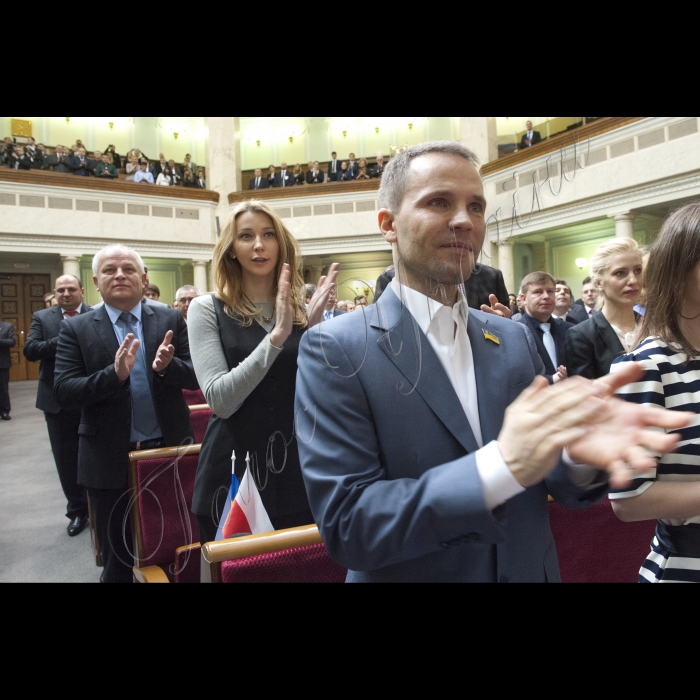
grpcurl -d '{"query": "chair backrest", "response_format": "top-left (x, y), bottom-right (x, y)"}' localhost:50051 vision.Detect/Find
top-left (183, 389), bottom-right (206, 406)
top-left (128, 444), bottom-right (202, 583)
top-left (189, 404), bottom-right (212, 444)
top-left (201, 525), bottom-right (347, 584)
top-left (549, 497), bottom-right (656, 584)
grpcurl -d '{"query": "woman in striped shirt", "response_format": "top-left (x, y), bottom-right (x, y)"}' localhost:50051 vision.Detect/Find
top-left (611, 202), bottom-right (700, 583)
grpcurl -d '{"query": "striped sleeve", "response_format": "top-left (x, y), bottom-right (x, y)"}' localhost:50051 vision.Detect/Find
top-left (609, 342), bottom-right (662, 499)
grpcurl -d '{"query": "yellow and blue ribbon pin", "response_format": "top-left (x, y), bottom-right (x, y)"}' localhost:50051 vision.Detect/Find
top-left (483, 330), bottom-right (501, 346)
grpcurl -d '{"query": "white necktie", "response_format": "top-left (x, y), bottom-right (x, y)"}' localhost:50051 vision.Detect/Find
top-left (539, 323), bottom-right (558, 369)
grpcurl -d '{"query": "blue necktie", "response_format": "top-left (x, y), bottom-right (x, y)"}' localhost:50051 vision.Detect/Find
top-left (119, 312), bottom-right (159, 437)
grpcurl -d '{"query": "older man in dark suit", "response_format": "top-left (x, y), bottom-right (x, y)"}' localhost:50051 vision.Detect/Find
top-left (55, 245), bottom-right (199, 583)
top-left (248, 168), bottom-right (269, 190)
top-left (520, 121), bottom-right (542, 149)
top-left (24, 275), bottom-right (93, 536)
top-left (0, 320), bottom-right (16, 420)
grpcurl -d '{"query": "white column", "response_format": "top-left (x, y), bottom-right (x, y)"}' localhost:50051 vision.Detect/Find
top-left (460, 117), bottom-right (499, 167)
top-left (497, 240), bottom-right (515, 295)
top-left (206, 116), bottom-right (242, 233)
top-left (614, 213), bottom-right (636, 239)
top-left (61, 255), bottom-right (81, 279)
top-left (193, 260), bottom-right (210, 293)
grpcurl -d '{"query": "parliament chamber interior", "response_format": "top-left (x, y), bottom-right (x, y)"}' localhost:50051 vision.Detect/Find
top-left (1, 116), bottom-right (699, 584)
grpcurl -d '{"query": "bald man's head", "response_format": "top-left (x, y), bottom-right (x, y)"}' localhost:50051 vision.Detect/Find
top-left (54, 275), bottom-right (85, 313)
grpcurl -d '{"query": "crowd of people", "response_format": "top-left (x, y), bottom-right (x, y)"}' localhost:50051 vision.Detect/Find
top-left (248, 152), bottom-right (387, 190)
top-left (4, 140), bottom-right (700, 585)
top-left (1, 137), bottom-right (206, 188)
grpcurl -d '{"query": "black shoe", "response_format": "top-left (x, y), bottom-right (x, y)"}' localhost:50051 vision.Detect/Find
top-left (68, 515), bottom-right (89, 537)
top-left (0, 413), bottom-right (10, 421)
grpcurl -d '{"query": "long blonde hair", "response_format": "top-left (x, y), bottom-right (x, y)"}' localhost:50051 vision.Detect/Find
top-left (212, 201), bottom-right (307, 327)
top-left (590, 237), bottom-right (641, 311)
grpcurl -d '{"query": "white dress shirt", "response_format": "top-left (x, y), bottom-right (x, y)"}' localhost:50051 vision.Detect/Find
top-left (62, 303), bottom-right (84, 320)
top-left (391, 278), bottom-right (525, 510)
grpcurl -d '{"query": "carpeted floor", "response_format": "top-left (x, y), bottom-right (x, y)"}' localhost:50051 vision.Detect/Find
top-left (0, 381), bottom-right (101, 583)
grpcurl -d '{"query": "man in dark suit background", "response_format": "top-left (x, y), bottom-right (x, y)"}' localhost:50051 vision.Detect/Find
top-left (328, 152), bottom-right (341, 182)
top-left (553, 280), bottom-right (589, 325)
top-left (0, 320), bottom-right (16, 421)
top-left (248, 168), bottom-right (269, 190)
top-left (274, 162), bottom-right (295, 188)
top-left (306, 161), bottom-right (325, 185)
top-left (347, 153), bottom-right (360, 177)
top-left (68, 147), bottom-right (91, 176)
top-left (520, 120), bottom-right (542, 149)
top-left (575, 277), bottom-right (599, 320)
top-left (517, 272), bottom-right (574, 384)
top-left (371, 155), bottom-right (387, 179)
top-left (321, 287), bottom-right (346, 321)
top-left (45, 145), bottom-right (71, 173)
top-left (54, 245), bottom-right (199, 583)
top-left (24, 275), bottom-right (92, 536)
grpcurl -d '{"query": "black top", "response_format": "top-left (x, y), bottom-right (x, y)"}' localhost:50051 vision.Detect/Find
top-left (192, 298), bottom-right (313, 531)
top-left (566, 312), bottom-right (641, 380)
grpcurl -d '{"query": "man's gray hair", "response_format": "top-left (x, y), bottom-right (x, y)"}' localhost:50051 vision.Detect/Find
top-left (378, 141), bottom-right (480, 213)
top-left (176, 285), bottom-right (201, 298)
top-left (92, 245), bottom-right (146, 277)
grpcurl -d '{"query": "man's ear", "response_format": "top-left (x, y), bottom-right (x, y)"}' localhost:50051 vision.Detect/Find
top-left (379, 209), bottom-right (397, 244)
top-left (93, 276), bottom-right (99, 292)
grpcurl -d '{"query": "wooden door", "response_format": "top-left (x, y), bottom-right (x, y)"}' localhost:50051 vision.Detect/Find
top-left (0, 274), bottom-right (51, 381)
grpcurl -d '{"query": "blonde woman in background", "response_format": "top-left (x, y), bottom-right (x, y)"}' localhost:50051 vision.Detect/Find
top-left (188, 201), bottom-right (339, 545)
top-left (565, 238), bottom-right (643, 380)
top-left (124, 154), bottom-right (139, 182)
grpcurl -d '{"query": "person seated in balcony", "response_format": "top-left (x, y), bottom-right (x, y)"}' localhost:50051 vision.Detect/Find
top-left (156, 166), bottom-right (174, 186)
top-left (134, 162), bottom-right (154, 184)
top-left (87, 150), bottom-right (102, 176)
top-left (25, 138), bottom-right (45, 169)
top-left (1, 136), bottom-right (13, 166)
top-left (95, 153), bottom-right (118, 179)
top-left (348, 153), bottom-right (360, 177)
top-left (68, 147), bottom-right (91, 176)
top-left (520, 120), bottom-right (542, 149)
top-left (125, 154), bottom-right (139, 182)
top-left (196, 169), bottom-right (206, 189)
top-left (274, 162), bottom-right (295, 188)
top-left (338, 161), bottom-right (355, 182)
top-left (154, 154), bottom-right (168, 180)
top-left (45, 145), bottom-right (70, 173)
top-left (267, 165), bottom-right (277, 189)
top-left (9, 145), bottom-right (33, 171)
top-left (167, 159), bottom-right (181, 185)
top-left (371, 154), bottom-right (387, 178)
top-left (306, 161), bottom-right (325, 185)
top-left (356, 159), bottom-right (371, 181)
top-left (182, 154), bottom-right (196, 177)
top-left (105, 145), bottom-right (121, 170)
top-left (249, 168), bottom-right (268, 190)
top-left (293, 164), bottom-right (306, 186)
top-left (183, 168), bottom-right (197, 188)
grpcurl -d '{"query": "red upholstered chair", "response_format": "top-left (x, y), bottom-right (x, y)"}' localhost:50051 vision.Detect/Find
top-left (189, 404), bottom-right (212, 444)
top-left (183, 389), bottom-right (206, 406)
top-left (201, 525), bottom-right (348, 584)
top-left (128, 445), bottom-right (202, 584)
top-left (549, 497), bottom-right (656, 584)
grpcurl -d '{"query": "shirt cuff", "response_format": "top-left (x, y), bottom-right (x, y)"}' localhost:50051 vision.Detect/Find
top-left (475, 441), bottom-right (526, 511)
top-left (562, 449), bottom-right (605, 490)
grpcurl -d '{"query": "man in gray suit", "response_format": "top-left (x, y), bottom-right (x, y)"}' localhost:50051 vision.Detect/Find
top-left (0, 320), bottom-right (16, 420)
top-left (295, 142), bottom-right (688, 583)
top-left (24, 275), bottom-right (92, 536)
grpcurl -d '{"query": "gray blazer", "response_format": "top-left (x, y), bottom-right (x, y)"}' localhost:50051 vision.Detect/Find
top-left (0, 322), bottom-right (17, 369)
top-left (295, 286), bottom-right (606, 583)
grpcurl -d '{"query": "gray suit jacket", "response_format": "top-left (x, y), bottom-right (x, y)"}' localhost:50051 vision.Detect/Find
top-left (295, 286), bottom-right (606, 583)
top-left (24, 304), bottom-right (93, 413)
top-left (0, 322), bottom-right (17, 369)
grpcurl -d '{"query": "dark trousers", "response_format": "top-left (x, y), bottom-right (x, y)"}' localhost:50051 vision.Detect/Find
top-left (88, 486), bottom-right (134, 584)
top-left (0, 368), bottom-right (9, 414)
top-left (45, 410), bottom-right (88, 520)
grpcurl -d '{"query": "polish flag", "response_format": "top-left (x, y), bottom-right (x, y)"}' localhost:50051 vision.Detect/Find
top-left (218, 463), bottom-right (273, 540)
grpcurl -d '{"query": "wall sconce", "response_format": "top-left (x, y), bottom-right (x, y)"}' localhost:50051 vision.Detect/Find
top-left (108, 122), bottom-right (114, 130)
top-left (289, 136), bottom-right (294, 144)
top-left (65, 117), bottom-right (71, 123)
top-left (375, 127), bottom-right (380, 135)
top-left (343, 130), bottom-right (348, 138)
top-left (575, 258), bottom-right (589, 271)
top-left (408, 123), bottom-right (414, 131)
top-left (256, 140), bottom-right (261, 148)
top-left (173, 132), bottom-right (179, 140)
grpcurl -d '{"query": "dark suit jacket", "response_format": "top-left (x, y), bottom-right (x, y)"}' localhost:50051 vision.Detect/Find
top-left (518, 313), bottom-right (574, 381)
top-left (465, 265), bottom-right (511, 311)
top-left (560, 304), bottom-right (589, 326)
top-left (24, 304), bottom-right (93, 414)
top-left (520, 131), bottom-right (542, 148)
top-left (295, 286), bottom-right (606, 582)
top-left (565, 312), bottom-right (640, 380)
top-left (327, 160), bottom-right (341, 180)
top-left (45, 154), bottom-right (70, 173)
top-left (371, 164), bottom-right (386, 179)
top-left (248, 176), bottom-right (269, 190)
top-left (0, 322), bottom-right (17, 369)
top-left (54, 303), bottom-right (199, 490)
top-left (68, 155), bottom-right (91, 176)
top-left (306, 170), bottom-right (325, 185)
top-left (337, 169), bottom-right (355, 182)
top-left (347, 161), bottom-right (360, 176)
top-left (274, 171), bottom-right (295, 188)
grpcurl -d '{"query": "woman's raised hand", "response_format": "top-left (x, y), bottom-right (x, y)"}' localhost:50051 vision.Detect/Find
top-left (307, 263), bottom-right (340, 328)
top-left (270, 264), bottom-right (294, 349)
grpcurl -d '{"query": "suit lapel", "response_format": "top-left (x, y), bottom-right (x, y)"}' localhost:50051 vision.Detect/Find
top-left (468, 313), bottom-right (508, 445)
top-left (594, 313), bottom-right (624, 355)
top-left (373, 288), bottom-right (480, 455)
top-left (49, 306), bottom-right (63, 337)
top-left (523, 314), bottom-right (554, 374)
top-left (91, 305), bottom-right (120, 357)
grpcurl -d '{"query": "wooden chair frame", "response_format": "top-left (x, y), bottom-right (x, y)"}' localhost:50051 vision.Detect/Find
top-left (201, 525), bottom-right (323, 584)
top-left (128, 444), bottom-right (202, 584)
